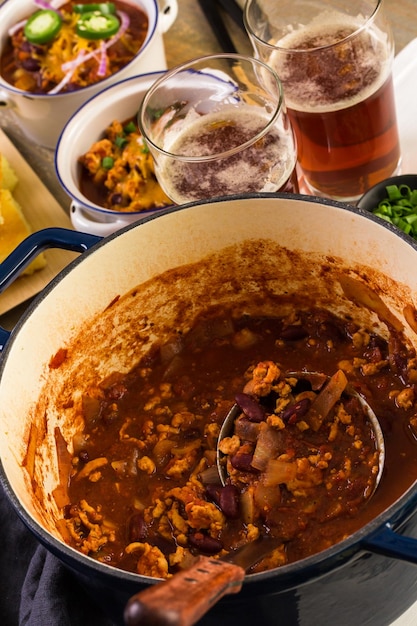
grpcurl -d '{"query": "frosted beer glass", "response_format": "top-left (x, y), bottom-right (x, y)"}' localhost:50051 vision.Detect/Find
top-left (138, 54), bottom-right (299, 204)
top-left (244, 0), bottom-right (401, 201)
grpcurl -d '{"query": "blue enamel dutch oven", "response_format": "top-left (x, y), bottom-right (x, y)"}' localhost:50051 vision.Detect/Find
top-left (1, 194), bottom-right (417, 625)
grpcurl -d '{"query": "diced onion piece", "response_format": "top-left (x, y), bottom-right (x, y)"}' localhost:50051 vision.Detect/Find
top-left (199, 465), bottom-right (221, 485)
top-left (263, 459), bottom-right (297, 487)
top-left (240, 487), bottom-right (256, 524)
top-left (254, 479), bottom-right (281, 510)
top-left (153, 439), bottom-right (174, 468)
top-left (251, 424), bottom-right (283, 471)
top-left (306, 369), bottom-right (348, 431)
top-left (75, 457), bottom-right (108, 480)
top-left (234, 416), bottom-right (261, 443)
top-left (72, 431), bottom-right (90, 455)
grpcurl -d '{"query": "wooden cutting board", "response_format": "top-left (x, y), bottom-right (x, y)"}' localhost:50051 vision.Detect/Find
top-left (0, 128), bottom-right (77, 316)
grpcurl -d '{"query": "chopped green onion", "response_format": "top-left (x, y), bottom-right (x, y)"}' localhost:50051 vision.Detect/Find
top-left (123, 121), bottom-right (136, 134)
top-left (141, 139), bottom-right (149, 154)
top-left (102, 156), bottom-right (114, 169)
top-left (114, 135), bottom-right (128, 149)
top-left (369, 184), bottom-right (417, 240)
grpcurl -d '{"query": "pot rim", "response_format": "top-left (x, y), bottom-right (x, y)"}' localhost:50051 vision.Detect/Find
top-left (2, 191), bottom-right (417, 589)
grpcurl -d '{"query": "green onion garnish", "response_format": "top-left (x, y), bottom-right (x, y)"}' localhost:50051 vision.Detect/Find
top-left (370, 184), bottom-right (417, 239)
top-left (115, 135), bottom-right (128, 149)
top-left (141, 139), bottom-right (149, 154)
top-left (101, 156), bottom-right (114, 169)
top-left (123, 121), bottom-right (136, 134)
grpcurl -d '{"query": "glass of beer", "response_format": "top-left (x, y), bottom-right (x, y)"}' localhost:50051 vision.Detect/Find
top-left (244, 0), bottom-right (401, 201)
top-left (138, 54), bottom-right (299, 204)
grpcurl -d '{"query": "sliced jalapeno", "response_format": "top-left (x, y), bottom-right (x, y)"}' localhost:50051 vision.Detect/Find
top-left (24, 9), bottom-right (62, 45)
top-left (73, 3), bottom-right (116, 15)
top-left (76, 10), bottom-right (120, 40)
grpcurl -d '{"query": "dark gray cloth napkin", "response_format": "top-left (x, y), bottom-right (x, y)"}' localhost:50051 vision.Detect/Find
top-left (0, 483), bottom-right (114, 626)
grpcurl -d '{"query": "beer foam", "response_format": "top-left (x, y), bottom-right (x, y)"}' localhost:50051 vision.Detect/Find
top-left (271, 13), bottom-right (391, 113)
top-left (158, 106), bottom-right (296, 203)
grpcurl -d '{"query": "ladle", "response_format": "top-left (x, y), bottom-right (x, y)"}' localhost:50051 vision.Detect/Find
top-left (217, 370), bottom-right (385, 491)
top-left (124, 370), bottom-right (385, 626)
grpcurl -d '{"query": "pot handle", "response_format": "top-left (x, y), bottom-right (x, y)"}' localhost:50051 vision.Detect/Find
top-left (362, 522), bottom-right (417, 564)
top-left (158, 0), bottom-right (178, 33)
top-left (0, 227), bottom-right (101, 349)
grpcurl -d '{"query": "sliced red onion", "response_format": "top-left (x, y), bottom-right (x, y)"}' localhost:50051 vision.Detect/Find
top-left (97, 40), bottom-right (107, 77)
top-left (115, 11), bottom-right (130, 34)
top-left (8, 19), bottom-right (28, 37)
top-left (106, 10), bottom-right (130, 48)
top-left (34, 0), bottom-right (65, 11)
top-left (51, 11), bottom-right (131, 94)
top-left (48, 49), bottom-right (86, 94)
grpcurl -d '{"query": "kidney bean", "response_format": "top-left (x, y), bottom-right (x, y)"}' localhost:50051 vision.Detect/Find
top-left (22, 57), bottom-right (40, 72)
top-left (206, 484), bottom-right (240, 519)
top-left (230, 452), bottom-right (258, 473)
top-left (279, 325), bottom-right (308, 340)
top-left (128, 513), bottom-right (148, 543)
top-left (219, 484), bottom-right (240, 519)
top-left (110, 193), bottom-right (123, 205)
top-left (62, 503), bottom-right (73, 519)
top-left (188, 532), bottom-right (223, 555)
top-left (78, 450), bottom-right (90, 464)
top-left (235, 392), bottom-right (266, 422)
top-left (205, 483), bottom-right (221, 503)
top-left (281, 397), bottom-right (311, 423)
top-left (364, 345), bottom-right (383, 363)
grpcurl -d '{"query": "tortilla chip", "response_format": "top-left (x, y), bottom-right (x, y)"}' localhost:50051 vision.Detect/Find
top-left (0, 155), bottom-right (18, 192)
top-left (0, 189), bottom-right (46, 275)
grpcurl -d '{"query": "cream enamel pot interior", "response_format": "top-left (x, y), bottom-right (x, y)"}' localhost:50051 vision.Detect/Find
top-left (3, 194), bottom-right (417, 625)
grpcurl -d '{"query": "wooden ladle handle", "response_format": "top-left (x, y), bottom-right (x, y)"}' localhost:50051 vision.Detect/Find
top-left (124, 555), bottom-right (245, 626)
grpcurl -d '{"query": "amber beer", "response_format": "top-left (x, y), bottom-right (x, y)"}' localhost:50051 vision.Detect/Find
top-left (271, 19), bottom-right (401, 200)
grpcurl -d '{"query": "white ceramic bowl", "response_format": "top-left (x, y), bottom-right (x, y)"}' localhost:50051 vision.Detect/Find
top-left (55, 71), bottom-right (169, 236)
top-left (0, 0), bottom-right (178, 149)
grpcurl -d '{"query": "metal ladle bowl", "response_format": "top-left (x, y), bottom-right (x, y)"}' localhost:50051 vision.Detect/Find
top-left (216, 370), bottom-right (385, 493)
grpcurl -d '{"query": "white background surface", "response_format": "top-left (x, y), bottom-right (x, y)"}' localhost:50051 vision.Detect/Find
top-left (372, 38), bottom-right (417, 626)
top-left (393, 38), bottom-right (417, 174)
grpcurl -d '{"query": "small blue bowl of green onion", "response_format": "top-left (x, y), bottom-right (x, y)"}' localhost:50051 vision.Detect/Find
top-left (357, 174), bottom-right (417, 239)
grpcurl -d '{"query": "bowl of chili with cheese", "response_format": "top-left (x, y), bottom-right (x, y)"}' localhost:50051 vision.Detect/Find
top-left (0, 0), bottom-right (178, 148)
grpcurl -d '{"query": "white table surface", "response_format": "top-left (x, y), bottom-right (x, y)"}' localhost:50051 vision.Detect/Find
top-left (378, 38), bottom-right (417, 626)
